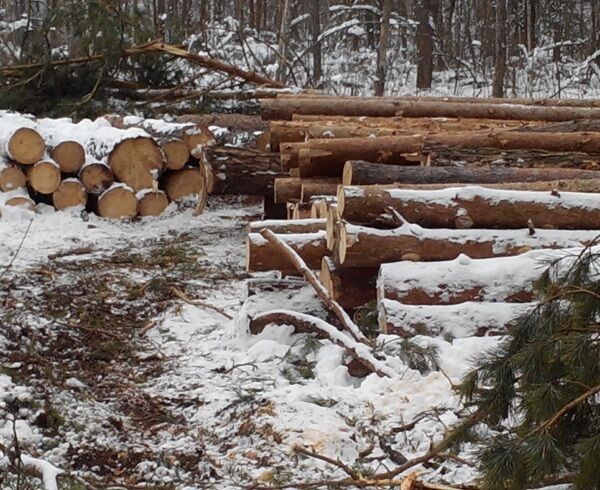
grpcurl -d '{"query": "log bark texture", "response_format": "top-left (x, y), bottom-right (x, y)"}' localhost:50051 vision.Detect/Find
top-left (335, 222), bottom-right (599, 267)
top-left (205, 146), bottom-right (286, 195)
top-left (320, 257), bottom-right (378, 310)
top-left (342, 160), bottom-right (600, 186)
top-left (261, 97), bottom-right (600, 121)
top-left (337, 185), bottom-right (600, 229)
top-left (248, 218), bottom-right (326, 234)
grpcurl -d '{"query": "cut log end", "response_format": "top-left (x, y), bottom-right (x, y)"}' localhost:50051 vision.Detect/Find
top-left (138, 191), bottom-right (170, 217)
top-left (162, 139), bottom-right (190, 170)
top-left (0, 166), bottom-right (27, 192)
top-left (342, 161), bottom-right (354, 186)
top-left (183, 126), bottom-right (216, 158)
top-left (27, 161), bottom-right (61, 194)
top-left (6, 196), bottom-right (35, 212)
top-left (108, 137), bottom-right (163, 192)
top-left (97, 186), bottom-right (138, 219)
top-left (53, 180), bottom-right (87, 210)
top-left (162, 168), bottom-right (204, 202)
top-left (51, 141), bottom-right (86, 174)
top-left (79, 162), bottom-right (114, 195)
top-left (8, 127), bottom-right (45, 165)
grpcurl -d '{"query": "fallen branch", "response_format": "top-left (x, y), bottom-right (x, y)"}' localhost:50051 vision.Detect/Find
top-left (259, 229), bottom-right (367, 344)
top-left (251, 310), bottom-right (395, 378)
top-left (171, 287), bottom-right (233, 320)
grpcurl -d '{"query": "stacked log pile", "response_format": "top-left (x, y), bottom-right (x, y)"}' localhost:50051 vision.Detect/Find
top-left (0, 111), bottom-right (292, 219)
top-left (244, 94), bottom-right (600, 344)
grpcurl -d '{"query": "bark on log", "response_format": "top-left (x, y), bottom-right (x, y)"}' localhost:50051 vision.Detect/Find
top-left (138, 190), bottom-right (169, 217)
top-left (301, 182), bottom-right (339, 201)
top-left (377, 249), bottom-right (567, 304)
top-left (298, 131), bottom-right (600, 177)
top-left (26, 160), bottom-right (61, 194)
top-left (292, 202), bottom-right (312, 219)
top-left (342, 160), bottom-right (600, 186)
top-left (279, 93), bottom-right (600, 108)
top-left (337, 185), bottom-right (600, 229)
top-left (0, 117), bottom-right (45, 165)
top-left (246, 231), bottom-right (328, 273)
top-left (335, 222), bottom-right (599, 267)
top-left (52, 180), bottom-right (87, 210)
top-left (271, 118), bottom-right (534, 149)
top-left (379, 299), bottom-right (535, 338)
top-left (161, 168), bottom-right (204, 202)
top-left (248, 218), bottom-right (326, 234)
top-left (79, 161), bottom-right (114, 195)
top-left (320, 257), bottom-right (378, 310)
top-left (0, 164), bottom-right (26, 192)
top-left (261, 97), bottom-right (600, 121)
top-left (97, 185), bottom-right (138, 219)
top-left (204, 146), bottom-right (285, 195)
top-left (274, 177), bottom-right (339, 203)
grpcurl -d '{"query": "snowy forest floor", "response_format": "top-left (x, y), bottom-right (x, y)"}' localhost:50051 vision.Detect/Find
top-left (0, 195), bottom-right (494, 489)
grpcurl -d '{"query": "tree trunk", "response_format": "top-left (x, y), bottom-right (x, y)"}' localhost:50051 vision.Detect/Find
top-left (492, 0), bottom-right (507, 97)
top-left (342, 160), bottom-right (600, 186)
top-left (374, 0), bottom-right (392, 96)
top-left (416, 0), bottom-right (435, 89)
top-left (276, 0), bottom-right (291, 83)
top-left (379, 299), bottom-right (534, 338)
top-left (334, 222), bottom-right (599, 267)
top-left (338, 185), bottom-right (600, 229)
top-left (310, 0), bottom-right (322, 85)
top-left (377, 248), bottom-right (565, 304)
top-left (246, 231), bottom-right (328, 273)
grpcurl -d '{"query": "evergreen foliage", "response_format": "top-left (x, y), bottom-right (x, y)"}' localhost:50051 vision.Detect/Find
top-left (458, 243), bottom-right (600, 489)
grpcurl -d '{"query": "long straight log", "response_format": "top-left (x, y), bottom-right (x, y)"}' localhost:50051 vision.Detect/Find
top-left (301, 182), bottom-right (340, 201)
top-left (379, 299), bottom-right (536, 338)
top-left (246, 231), bottom-right (328, 273)
top-left (320, 257), bottom-right (378, 310)
top-left (335, 222), bottom-right (599, 267)
top-left (337, 185), bottom-right (600, 229)
top-left (298, 131), bottom-right (600, 177)
top-left (342, 161), bottom-right (600, 186)
top-left (278, 93), bottom-right (600, 108)
top-left (261, 98), bottom-right (600, 121)
top-left (271, 118), bottom-right (535, 149)
top-left (377, 249), bottom-right (573, 304)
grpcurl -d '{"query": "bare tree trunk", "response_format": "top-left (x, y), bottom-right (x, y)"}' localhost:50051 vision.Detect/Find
top-left (276, 0), bottom-right (291, 83)
top-left (416, 0), bottom-right (435, 89)
top-left (374, 0), bottom-right (392, 96)
top-left (492, 0), bottom-right (507, 97)
top-left (310, 0), bottom-right (322, 85)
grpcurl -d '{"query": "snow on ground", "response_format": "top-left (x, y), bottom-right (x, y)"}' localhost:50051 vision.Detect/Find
top-left (0, 196), bottom-right (499, 488)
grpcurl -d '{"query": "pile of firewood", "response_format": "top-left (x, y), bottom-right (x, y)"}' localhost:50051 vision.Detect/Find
top-left (245, 94), bottom-right (600, 344)
top-left (0, 112), bottom-right (220, 219)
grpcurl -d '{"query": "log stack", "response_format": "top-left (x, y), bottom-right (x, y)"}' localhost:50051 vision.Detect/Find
top-left (244, 94), bottom-right (600, 342)
top-left (0, 113), bottom-right (223, 219)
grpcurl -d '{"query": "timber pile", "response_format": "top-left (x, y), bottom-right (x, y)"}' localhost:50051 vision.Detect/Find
top-left (0, 111), bottom-right (289, 219)
top-left (242, 94), bottom-right (600, 349)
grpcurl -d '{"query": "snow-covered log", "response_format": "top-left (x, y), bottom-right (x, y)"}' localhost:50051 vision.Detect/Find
top-left (78, 160), bottom-right (114, 195)
top-left (342, 160), bottom-right (600, 186)
top-left (335, 222), bottom-right (600, 267)
top-left (248, 218), bottom-right (326, 234)
top-left (320, 256), bottom-right (378, 310)
top-left (337, 185), bottom-right (600, 229)
top-left (376, 250), bottom-right (571, 304)
top-left (96, 184), bottom-right (137, 219)
top-left (52, 179), bottom-right (87, 210)
top-left (379, 299), bottom-right (537, 338)
top-left (161, 168), bottom-right (204, 202)
top-left (0, 162), bottom-right (26, 192)
top-left (26, 160), bottom-right (61, 194)
top-left (0, 112), bottom-right (45, 164)
top-left (37, 118), bottom-right (86, 173)
top-left (137, 190), bottom-right (169, 217)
